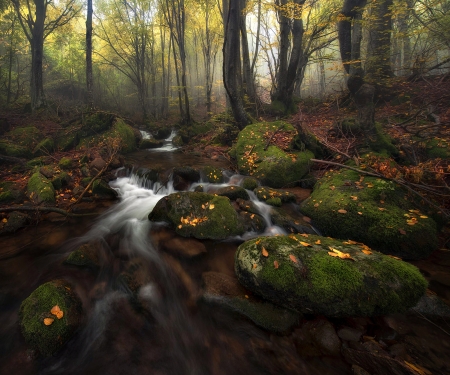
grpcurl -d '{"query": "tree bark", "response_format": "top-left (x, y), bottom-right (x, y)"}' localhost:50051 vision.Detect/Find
top-left (223, 0), bottom-right (251, 129)
top-left (30, 0), bottom-right (46, 111)
top-left (240, 0), bottom-right (257, 105)
top-left (86, 0), bottom-right (93, 109)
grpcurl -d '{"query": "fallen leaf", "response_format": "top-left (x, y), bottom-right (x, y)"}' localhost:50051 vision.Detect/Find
top-left (299, 241), bottom-right (311, 247)
top-left (366, 183), bottom-right (374, 188)
top-left (388, 255), bottom-right (402, 260)
top-left (253, 263), bottom-right (257, 269)
top-left (2, 218), bottom-right (7, 223)
top-left (43, 318), bottom-right (54, 326)
top-left (262, 247), bottom-right (269, 257)
top-left (328, 247), bottom-right (354, 260)
top-left (343, 240), bottom-right (358, 245)
top-left (50, 305), bottom-right (61, 315)
top-left (178, 225), bottom-right (182, 229)
top-left (398, 228), bottom-right (406, 235)
top-left (350, 196), bottom-right (358, 200)
top-left (358, 211), bottom-right (363, 215)
top-left (314, 203), bottom-right (319, 207)
top-left (404, 361), bottom-right (432, 375)
top-left (337, 209), bottom-right (347, 214)
top-left (378, 207), bottom-right (386, 211)
top-left (274, 260), bottom-right (279, 269)
top-left (302, 216), bottom-right (311, 223)
top-left (56, 311), bottom-right (64, 319)
top-left (315, 240), bottom-right (321, 245)
top-left (250, 214), bottom-right (255, 219)
top-left (361, 249), bottom-right (372, 255)
top-left (289, 254), bottom-right (298, 263)
top-left (300, 233), bottom-right (309, 237)
top-left (420, 215), bottom-right (428, 219)
top-left (330, 186), bottom-right (335, 190)
top-left (201, 204), bottom-right (205, 209)
top-left (209, 204), bottom-right (215, 209)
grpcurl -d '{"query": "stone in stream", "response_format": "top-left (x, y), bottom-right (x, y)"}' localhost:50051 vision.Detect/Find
top-left (235, 234), bottom-right (427, 317)
top-left (27, 171), bottom-right (55, 204)
top-left (64, 242), bottom-right (101, 270)
top-left (270, 207), bottom-right (316, 235)
top-left (148, 192), bottom-right (245, 240)
top-left (201, 272), bottom-right (300, 333)
top-left (300, 168), bottom-right (438, 260)
top-left (216, 185), bottom-right (249, 201)
top-left (19, 280), bottom-right (82, 357)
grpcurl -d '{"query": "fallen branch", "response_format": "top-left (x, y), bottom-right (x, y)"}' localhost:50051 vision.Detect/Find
top-left (0, 154), bottom-right (26, 164)
top-left (310, 158), bottom-right (449, 218)
top-left (264, 124), bottom-right (283, 151)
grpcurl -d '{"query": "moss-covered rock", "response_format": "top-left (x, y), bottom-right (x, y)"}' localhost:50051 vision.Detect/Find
top-left (0, 140), bottom-right (32, 158)
top-left (58, 157), bottom-right (73, 170)
top-left (56, 131), bottom-right (79, 151)
top-left (27, 172), bottom-right (55, 204)
top-left (234, 121), bottom-right (313, 188)
top-left (148, 192), bottom-right (244, 240)
top-left (235, 234), bottom-right (427, 317)
top-left (152, 127), bottom-right (172, 140)
top-left (202, 166), bottom-right (224, 183)
top-left (0, 182), bottom-right (24, 204)
top-left (78, 112), bottom-right (114, 138)
top-left (64, 243), bottom-right (101, 270)
top-left (7, 126), bottom-right (42, 149)
top-left (0, 211), bottom-right (29, 234)
top-left (270, 207), bottom-right (316, 234)
top-left (201, 272), bottom-right (300, 333)
top-left (172, 135), bottom-right (184, 147)
top-left (33, 138), bottom-right (54, 156)
top-left (242, 177), bottom-right (259, 190)
top-left (19, 280), bottom-right (82, 356)
top-left (424, 138), bottom-right (450, 159)
top-left (217, 186), bottom-right (250, 201)
top-left (173, 167), bottom-right (200, 182)
top-left (92, 179), bottom-right (118, 199)
top-left (139, 138), bottom-right (164, 149)
top-left (300, 169), bottom-right (438, 259)
top-left (51, 172), bottom-right (70, 190)
top-left (254, 186), bottom-right (296, 204)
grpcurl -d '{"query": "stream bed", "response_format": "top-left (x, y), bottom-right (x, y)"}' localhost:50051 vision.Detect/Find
top-left (1, 147), bottom-right (450, 375)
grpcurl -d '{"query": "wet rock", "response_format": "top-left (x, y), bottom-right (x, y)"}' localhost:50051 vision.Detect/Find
top-left (148, 192), bottom-right (244, 240)
top-left (300, 169), bottom-right (438, 260)
top-left (337, 326), bottom-right (364, 342)
top-left (33, 138), bottom-right (54, 156)
top-left (235, 234), bottom-right (427, 317)
top-left (0, 211), bottom-right (29, 234)
top-left (217, 185), bottom-right (249, 201)
top-left (352, 364), bottom-right (371, 375)
top-left (89, 157), bottom-right (106, 172)
top-left (92, 179), bottom-right (118, 200)
top-left (162, 237), bottom-right (207, 258)
top-left (202, 166), bottom-right (223, 183)
top-left (270, 207), bottom-right (316, 234)
top-left (58, 157), bottom-right (73, 170)
top-left (254, 186), bottom-right (296, 204)
top-left (409, 290), bottom-right (450, 319)
top-left (172, 167), bottom-right (200, 191)
top-left (234, 121), bottom-right (313, 188)
top-left (0, 182), bottom-right (25, 204)
top-left (64, 242), bottom-right (101, 270)
top-left (238, 211), bottom-right (266, 233)
top-left (201, 272), bottom-right (300, 333)
top-left (139, 138), bottom-right (163, 149)
top-left (194, 185), bottom-right (204, 192)
top-left (116, 258), bottom-right (155, 295)
top-left (39, 166), bottom-right (55, 179)
top-left (27, 172), bottom-right (55, 204)
top-left (242, 177), bottom-right (259, 190)
top-left (19, 279), bottom-right (82, 357)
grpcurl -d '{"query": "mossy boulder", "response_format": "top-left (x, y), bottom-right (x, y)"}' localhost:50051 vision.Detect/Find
top-left (202, 166), bottom-right (224, 183)
top-left (58, 157), bottom-right (73, 170)
top-left (173, 166), bottom-right (200, 182)
top-left (424, 138), bottom-right (450, 159)
top-left (148, 192), bottom-right (244, 240)
top-left (92, 179), bottom-right (118, 199)
top-left (19, 279), bottom-right (82, 356)
top-left (78, 112), bottom-right (114, 138)
top-left (33, 138), bottom-right (54, 156)
top-left (0, 182), bottom-right (24, 204)
top-left (242, 177), bottom-right (259, 190)
top-left (64, 243), bottom-right (101, 270)
top-left (270, 207), bottom-right (316, 235)
top-left (7, 126), bottom-right (42, 149)
top-left (0, 211), bottom-right (29, 234)
top-left (235, 234), bottom-right (427, 317)
top-left (27, 172), bottom-right (55, 204)
top-left (0, 140), bottom-right (32, 158)
top-left (217, 186), bottom-right (250, 201)
top-left (139, 138), bottom-right (163, 149)
top-left (234, 121), bottom-right (313, 188)
top-left (201, 272), bottom-right (300, 333)
top-left (254, 186), bottom-right (296, 204)
top-left (300, 169), bottom-right (438, 260)
top-left (152, 127), bottom-right (172, 140)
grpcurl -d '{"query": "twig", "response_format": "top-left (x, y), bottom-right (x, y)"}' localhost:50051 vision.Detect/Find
top-left (0, 206), bottom-right (96, 217)
top-left (413, 311), bottom-right (450, 337)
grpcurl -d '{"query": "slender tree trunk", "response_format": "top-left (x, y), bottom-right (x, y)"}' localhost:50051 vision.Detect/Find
top-left (240, 0), bottom-right (256, 104)
top-left (86, 0), bottom-right (93, 109)
top-left (350, 10), bottom-right (363, 74)
top-left (30, 0), bottom-right (46, 111)
top-left (223, 0), bottom-right (251, 129)
top-left (7, 16), bottom-right (16, 105)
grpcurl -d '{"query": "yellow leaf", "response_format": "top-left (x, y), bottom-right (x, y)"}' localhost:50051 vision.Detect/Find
top-left (378, 207), bottom-right (386, 211)
top-left (178, 225), bottom-right (182, 229)
top-left (274, 260), bottom-right (279, 269)
top-left (388, 255), bottom-right (402, 260)
top-left (330, 186), bottom-right (335, 190)
top-left (300, 233), bottom-right (309, 237)
top-left (358, 212), bottom-right (363, 215)
top-left (328, 247), bottom-right (354, 260)
top-left (201, 204), bottom-right (205, 209)
top-left (337, 209), bottom-right (347, 214)
top-left (343, 240), bottom-right (358, 245)
top-left (56, 311), bottom-right (64, 319)
top-left (350, 196), bottom-right (358, 200)
top-left (420, 215), bottom-right (428, 219)
top-left (209, 204), bottom-right (215, 209)
top-left (289, 254), bottom-right (298, 263)
top-left (315, 240), bottom-right (321, 245)
top-left (2, 218), bottom-right (7, 223)
top-left (299, 241), bottom-right (311, 247)
top-left (366, 183), bottom-right (374, 188)
top-left (362, 249), bottom-right (372, 255)
top-left (50, 305), bottom-right (61, 315)
top-left (43, 318), bottom-right (54, 326)
top-left (262, 247), bottom-right (269, 257)
top-left (253, 263), bottom-right (257, 269)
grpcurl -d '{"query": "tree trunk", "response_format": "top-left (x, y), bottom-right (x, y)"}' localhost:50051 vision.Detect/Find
top-left (30, 0), bottom-right (46, 111)
top-left (86, 0), bottom-right (93, 109)
top-left (240, 0), bottom-right (256, 105)
top-left (223, 0), bottom-right (251, 129)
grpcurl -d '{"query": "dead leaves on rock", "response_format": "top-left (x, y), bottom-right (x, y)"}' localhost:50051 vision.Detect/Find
top-left (43, 305), bottom-right (64, 326)
top-left (328, 247), bottom-right (354, 261)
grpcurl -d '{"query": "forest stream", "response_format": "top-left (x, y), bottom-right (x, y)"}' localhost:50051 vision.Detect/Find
top-left (1, 143), bottom-right (450, 375)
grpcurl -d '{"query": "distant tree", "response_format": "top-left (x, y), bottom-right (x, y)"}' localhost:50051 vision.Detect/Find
top-left (11, 0), bottom-right (80, 111)
top-left (86, 0), bottom-right (93, 109)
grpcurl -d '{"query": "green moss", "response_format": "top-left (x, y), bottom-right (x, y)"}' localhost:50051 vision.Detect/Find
top-left (235, 234), bottom-right (428, 317)
top-left (7, 126), bottom-right (42, 148)
top-left (64, 243), bottom-right (100, 270)
top-left (33, 138), bottom-right (54, 156)
top-left (26, 157), bottom-right (46, 168)
top-left (79, 113), bottom-right (114, 138)
top-left (110, 119), bottom-right (136, 153)
top-left (19, 280), bottom-right (82, 356)
top-left (0, 140), bottom-right (32, 158)
top-left (367, 123), bottom-right (398, 156)
top-left (242, 177), bottom-right (258, 190)
top-left (139, 138), bottom-right (163, 149)
top-left (203, 166), bottom-right (224, 183)
top-left (425, 138), bottom-right (450, 159)
top-left (27, 172), bottom-right (55, 204)
top-left (266, 197), bottom-right (282, 207)
top-left (301, 169), bottom-right (438, 259)
top-left (254, 187), bottom-right (296, 203)
top-left (217, 186), bottom-right (250, 201)
top-left (56, 132), bottom-right (79, 151)
top-left (58, 157), bottom-right (73, 170)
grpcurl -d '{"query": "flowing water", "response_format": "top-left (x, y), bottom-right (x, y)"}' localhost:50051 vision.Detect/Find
top-left (1, 139), bottom-right (450, 375)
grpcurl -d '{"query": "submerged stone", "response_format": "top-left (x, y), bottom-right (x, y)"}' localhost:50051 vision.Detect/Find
top-left (148, 192), bottom-right (244, 240)
top-left (300, 169), bottom-right (438, 260)
top-left (19, 280), bottom-right (82, 356)
top-left (64, 242), bottom-right (101, 270)
top-left (235, 234), bottom-right (427, 317)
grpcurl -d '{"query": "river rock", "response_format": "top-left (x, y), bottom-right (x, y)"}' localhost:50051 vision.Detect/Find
top-left (27, 172), bottom-right (55, 204)
top-left (148, 192), bottom-right (244, 240)
top-left (163, 237), bottom-right (207, 258)
top-left (270, 207), bottom-right (316, 234)
top-left (294, 317), bottom-right (341, 356)
top-left (19, 279), bottom-right (82, 356)
top-left (0, 211), bottom-right (29, 234)
top-left (301, 169), bottom-right (438, 260)
top-left (409, 290), bottom-right (450, 319)
top-left (234, 234), bottom-right (427, 317)
top-left (202, 166), bottom-right (224, 183)
top-left (217, 185), bottom-right (249, 201)
top-left (254, 186), bottom-right (296, 204)
top-left (139, 138), bottom-right (163, 149)
top-left (64, 242), bottom-right (101, 270)
top-left (232, 121), bottom-right (313, 188)
top-left (92, 179), bottom-right (118, 199)
top-left (201, 272), bottom-right (300, 333)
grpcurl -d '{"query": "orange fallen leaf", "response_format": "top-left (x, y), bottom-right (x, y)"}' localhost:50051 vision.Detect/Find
top-left (299, 241), bottom-right (311, 247)
top-left (350, 196), bottom-right (358, 200)
top-left (328, 247), bottom-right (354, 260)
top-left (178, 225), bottom-right (182, 229)
top-left (51, 305), bottom-right (61, 315)
top-left (420, 215), bottom-right (428, 219)
top-left (343, 240), bottom-right (358, 245)
top-left (253, 263), bottom-right (257, 269)
top-left (289, 254), bottom-right (298, 263)
top-left (388, 255), bottom-right (402, 260)
top-left (337, 209), bottom-right (347, 214)
top-left (262, 247), bottom-right (269, 257)
top-left (398, 228), bottom-right (406, 235)
top-left (273, 260), bottom-right (279, 269)
top-left (361, 249), bottom-right (372, 255)
top-left (314, 203), bottom-right (319, 207)
top-left (300, 233), bottom-right (309, 237)
top-left (330, 186), bottom-right (335, 190)
top-left (315, 240), bottom-right (321, 245)
top-left (209, 204), bottom-right (215, 209)
top-left (43, 318), bottom-right (54, 326)
top-left (357, 212), bottom-right (363, 215)
top-left (302, 216), bottom-right (311, 223)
